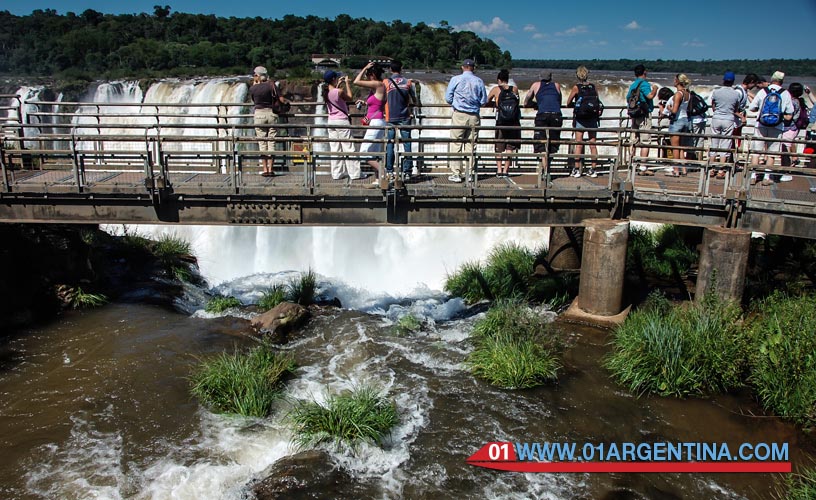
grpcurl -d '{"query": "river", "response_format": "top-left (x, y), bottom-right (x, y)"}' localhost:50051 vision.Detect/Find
top-left (0, 270), bottom-right (811, 499)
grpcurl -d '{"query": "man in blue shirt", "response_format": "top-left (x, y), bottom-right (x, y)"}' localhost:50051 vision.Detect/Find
top-left (626, 64), bottom-right (658, 172)
top-left (445, 59), bottom-right (487, 182)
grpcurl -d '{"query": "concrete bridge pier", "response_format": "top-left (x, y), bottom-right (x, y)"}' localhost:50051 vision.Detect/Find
top-left (546, 226), bottom-right (584, 271)
top-left (563, 219), bottom-right (631, 326)
top-left (694, 227), bottom-right (751, 304)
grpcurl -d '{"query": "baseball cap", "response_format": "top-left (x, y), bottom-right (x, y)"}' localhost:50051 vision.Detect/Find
top-left (253, 66), bottom-right (268, 76)
top-left (723, 71), bottom-right (735, 82)
top-left (323, 70), bottom-right (341, 83)
top-left (462, 58), bottom-right (476, 67)
top-left (771, 71), bottom-right (785, 82)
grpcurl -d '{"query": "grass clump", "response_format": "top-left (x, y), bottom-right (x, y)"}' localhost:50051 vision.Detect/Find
top-left (392, 314), bottom-right (422, 336)
top-left (291, 385), bottom-right (398, 448)
top-left (189, 344), bottom-right (295, 417)
top-left (605, 291), bottom-right (745, 397)
top-left (466, 300), bottom-right (561, 389)
top-left (205, 295), bottom-right (242, 313)
top-left (57, 285), bottom-right (108, 309)
top-left (258, 284), bottom-right (288, 311)
top-left (444, 242), bottom-right (573, 306)
top-left (286, 269), bottom-right (317, 306)
top-left (746, 292), bottom-right (816, 427)
top-left (780, 466), bottom-right (816, 500)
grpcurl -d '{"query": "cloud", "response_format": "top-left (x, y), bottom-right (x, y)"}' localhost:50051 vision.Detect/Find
top-left (454, 17), bottom-right (512, 34)
top-left (643, 40), bottom-right (663, 47)
top-left (523, 24), bottom-right (537, 32)
top-left (683, 39), bottom-right (706, 48)
top-left (555, 25), bottom-right (588, 36)
top-left (532, 33), bottom-right (546, 40)
top-left (625, 20), bottom-right (641, 30)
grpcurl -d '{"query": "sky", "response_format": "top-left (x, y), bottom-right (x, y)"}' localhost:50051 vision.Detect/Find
top-left (4, 0), bottom-right (815, 60)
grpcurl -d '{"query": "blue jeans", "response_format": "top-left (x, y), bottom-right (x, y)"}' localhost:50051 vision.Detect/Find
top-left (385, 119), bottom-right (412, 173)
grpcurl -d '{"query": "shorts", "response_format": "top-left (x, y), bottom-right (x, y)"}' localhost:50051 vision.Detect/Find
top-left (574, 118), bottom-right (599, 129)
top-left (668, 117), bottom-right (690, 133)
top-left (495, 125), bottom-right (521, 152)
top-left (631, 115), bottom-right (652, 144)
top-left (751, 125), bottom-right (784, 153)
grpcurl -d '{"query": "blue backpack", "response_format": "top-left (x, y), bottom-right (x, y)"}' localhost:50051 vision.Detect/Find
top-left (758, 88), bottom-right (784, 127)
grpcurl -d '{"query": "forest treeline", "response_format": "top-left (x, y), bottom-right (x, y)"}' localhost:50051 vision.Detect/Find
top-left (0, 8), bottom-right (510, 79)
top-left (513, 59), bottom-right (816, 78)
top-left (2, 8), bottom-right (812, 81)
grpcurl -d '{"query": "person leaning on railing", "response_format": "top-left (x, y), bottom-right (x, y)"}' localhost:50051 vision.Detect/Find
top-left (249, 66), bottom-right (289, 177)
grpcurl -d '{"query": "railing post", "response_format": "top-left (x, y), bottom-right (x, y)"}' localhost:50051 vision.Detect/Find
top-left (0, 139), bottom-right (9, 193)
top-left (469, 124), bottom-right (477, 187)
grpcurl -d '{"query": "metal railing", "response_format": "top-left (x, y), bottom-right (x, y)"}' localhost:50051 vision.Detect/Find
top-left (1, 100), bottom-right (814, 210)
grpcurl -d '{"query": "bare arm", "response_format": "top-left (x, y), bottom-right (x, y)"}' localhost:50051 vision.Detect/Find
top-left (487, 87), bottom-right (499, 107)
top-left (566, 84), bottom-right (578, 107)
top-left (353, 62), bottom-right (380, 91)
top-left (523, 82), bottom-right (539, 107)
top-left (338, 76), bottom-right (353, 101)
top-left (646, 82), bottom-right (659, 100)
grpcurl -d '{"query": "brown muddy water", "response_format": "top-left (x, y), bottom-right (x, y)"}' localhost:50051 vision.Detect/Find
top-left (0, 300), bottom-right (812, 499)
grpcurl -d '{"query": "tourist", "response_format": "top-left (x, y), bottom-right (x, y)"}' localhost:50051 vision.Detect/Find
top-left (565, 66), bottom-right (602, 178)
top-left (733, 73), bottom-right (759, 146)
top-left (781, 82), bottom-right (808, 167)
top-left (523, 72), bottom-right (563, 173)
top-left (383, 60), bottom-right (417, 180)
top-left (323, 70), bottom-right (362, 180)
top-left (709, 71), bottom-right (741, 175)
top-left (486, 69), bottom-right (520, 178)
top-left (353, 62), bottom-right (386, 184)
top-left (748, 71), bottom-right (794, 184)
top-left (249, 66), bottom-right (288, 177)
top-left (655, 87), bottom-right (675, 167)
top-left (667, 74), bottom-right (692, 177)
top-left (626, 64), bottom-right (659, 173)
top-left (445, 58), bottom-right (488, 182)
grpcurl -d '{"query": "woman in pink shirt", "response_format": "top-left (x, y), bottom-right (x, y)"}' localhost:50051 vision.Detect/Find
top-left (323, 70), bottom-right (361, 180)
top-left (353, 62), bottom-right (386, 183)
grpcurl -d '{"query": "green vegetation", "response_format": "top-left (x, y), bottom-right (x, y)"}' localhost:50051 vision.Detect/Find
top-left (626, 225), bottom-right (699, 283)
top-left (746, 293), bottom-right (816, 427)
top-left (287, 269), bottom-right (317, 306)
top-left (291, 385), bottom-right (398, 448)
top-left (205, 295), bottom-right (242, 313)
top-left (466, 300), bottom-right (561, 389)
top-left (190, 343), bottom-right (295, 417)
top-left (57, 285), bottom-right (108, 309)
top-left (392, 314), bottom-right (422, 336)
top-left (1, 9), bottom-right (509, 78)
top-left (118, 230), bottom-right (196, 283)
top-left (744, 236), bottom-right (816, 303)
top-left (605, 291), bottom-right (744, 397)
top-left (444, 242), bottom-right (576, 306)
top-left (780, 466), bottom-right (816, 500)
top-left (258, 284), bottom-right (287, 312)
top-left (512, 59), bottom-right (816, 77)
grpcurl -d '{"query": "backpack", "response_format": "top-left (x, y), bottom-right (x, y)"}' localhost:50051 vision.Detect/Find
top-left (687, 91), bottom-right (709, 117)
top-left (794, 98), bottom-right (810, 129)
top-left (627, 80), bottom-right (650, 118)
top-left (496, 86), bottom-right (520, 124)
top-left (574, 83), bottom-right (604, 119)
top-left (758, 88), bottom-right (784, 127)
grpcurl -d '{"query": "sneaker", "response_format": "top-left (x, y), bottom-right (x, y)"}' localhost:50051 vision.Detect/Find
top-left (570, 168), bottom-right (581, 178)
top-left (780, 175), bottom-right (793, 182)
top-left (587, 168), bottom-right (598, 178)
top-left (448, 174), bottom-right (463, 183)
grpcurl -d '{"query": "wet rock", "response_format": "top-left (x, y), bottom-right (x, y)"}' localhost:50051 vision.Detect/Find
top-left (251, 302), bottom-right (310, 342)
top-left (249, 450), bottom-right (373, 500)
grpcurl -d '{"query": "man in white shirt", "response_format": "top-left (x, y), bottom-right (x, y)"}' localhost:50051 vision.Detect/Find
top-left (748, 71), bottom-right (794, 183)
